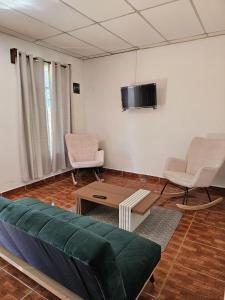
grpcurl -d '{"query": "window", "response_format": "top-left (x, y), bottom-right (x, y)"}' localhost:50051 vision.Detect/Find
top-left (44, 63), bottom-right (53, 157)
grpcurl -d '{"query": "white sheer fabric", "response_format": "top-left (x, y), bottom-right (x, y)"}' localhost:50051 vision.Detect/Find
top-left (17, 54), bottom-right (71, 181)
top-left (50, 63), bottom-right (72, 172)
top-left (17, 53), bottom-right (52, 181)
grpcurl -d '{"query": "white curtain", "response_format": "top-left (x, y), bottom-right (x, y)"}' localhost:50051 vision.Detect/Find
top-left (17, 53), bottom-right (52, 182)
top-left (50, 63), bottom-right (72, 173)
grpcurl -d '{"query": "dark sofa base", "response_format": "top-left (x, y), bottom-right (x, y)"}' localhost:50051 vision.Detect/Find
top-left (0, 246), bottom-right (158, 300)
top-left (0, 246), bottom-right (81, 300)
top-left (0, 220), bottom-right (105, 300)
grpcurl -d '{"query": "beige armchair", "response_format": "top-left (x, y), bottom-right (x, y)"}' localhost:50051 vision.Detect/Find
top-left (161, 137), bottom-right (225, 210)
top-left (65, 133), bottom-right (104, 185)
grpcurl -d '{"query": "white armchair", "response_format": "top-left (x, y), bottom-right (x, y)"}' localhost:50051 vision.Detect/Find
top-left (161, 137), bottom-right (225, 210)
top-left (65, 133), bottom-right (104, 185)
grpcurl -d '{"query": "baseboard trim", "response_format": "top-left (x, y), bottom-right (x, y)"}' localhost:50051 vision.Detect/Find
top-left (1, 169), bottom-right (72, 196)
top-left (0, 247), bottom-right (81, 300)
top-left (2, 168), bottom-right (225, 197)
top-left (103, 168), bottom-right (165, 183)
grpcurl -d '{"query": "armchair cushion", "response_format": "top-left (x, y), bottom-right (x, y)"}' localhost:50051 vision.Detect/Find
top-left (65, 133), bottom-right (98, 162)
top-left (71, 160), bottom-right (103, 169)
top-left (70, 150), bottom-right (104, 169)
top-left (164, 171), bottom-right (195, 188)
top-left (164, 157), bottom-right (187, 172)
top-left (193, 166), bottom-right (219, 187)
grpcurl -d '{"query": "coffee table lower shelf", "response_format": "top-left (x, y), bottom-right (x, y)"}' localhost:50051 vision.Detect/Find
top-left (73, 182), bottom-right (160, 232)
top-left (76, 198), bottom-right (152, 232)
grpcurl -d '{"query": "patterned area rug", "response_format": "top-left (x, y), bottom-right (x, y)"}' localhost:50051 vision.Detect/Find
top-left (73, 205), bottom-right (182, 252)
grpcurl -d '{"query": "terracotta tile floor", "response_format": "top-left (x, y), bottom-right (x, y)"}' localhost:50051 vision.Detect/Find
top-left (1, 170), bottom-right (225, 300)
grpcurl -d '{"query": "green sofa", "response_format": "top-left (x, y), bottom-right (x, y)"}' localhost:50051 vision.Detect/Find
top-left (0, 197), bottom-right (161, 300)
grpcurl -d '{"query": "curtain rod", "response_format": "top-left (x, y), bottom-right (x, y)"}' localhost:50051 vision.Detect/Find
top-left (10, 48), bottom-right (69, 68)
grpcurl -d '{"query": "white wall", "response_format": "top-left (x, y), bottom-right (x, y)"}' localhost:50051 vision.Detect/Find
top-left (0, 32), bottom-right (85, 192)
top-left (83, 35), bottom-right (225, 187)
top-left (1, 32), bottom-right (225, 191)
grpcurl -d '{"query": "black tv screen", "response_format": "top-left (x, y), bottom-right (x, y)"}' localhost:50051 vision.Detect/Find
top-left (121, 83), bottom-right (157, 111)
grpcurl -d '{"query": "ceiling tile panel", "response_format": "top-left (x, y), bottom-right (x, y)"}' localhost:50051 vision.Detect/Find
top-left (62, 0), bottom-right (134, 22)
top-left (127, 0), bottom-right (176, 10)
top-left (35, 40), bottom-right (84, 58)
top-left (70, 24), bottom-right (132, 52)
top-left (0, 2), bottom-right (60, 40)
top-left (193, 0), bottom-right (225, 33)
top-left (0, 0), bottom-right (93, 31)
top-left (141, 0), bottom-right (204, 40)
top-left (0, 24), bottom-right (35, 41)
top-left (42, 33), bottom-right (106, 56)
top-left (103, 13), bottom-right (164, 47)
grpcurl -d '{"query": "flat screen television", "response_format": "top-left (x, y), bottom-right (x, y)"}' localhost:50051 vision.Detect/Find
top-left (121, 83), bottom-right (157, 111)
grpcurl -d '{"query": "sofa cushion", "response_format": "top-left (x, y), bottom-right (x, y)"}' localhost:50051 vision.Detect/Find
top-left (0, 196), bottom-right (11, 210)
top-left (13, 197), bottom-right (161, 300)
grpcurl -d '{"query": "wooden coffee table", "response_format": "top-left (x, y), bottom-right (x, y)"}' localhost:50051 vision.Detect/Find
top-left (72, 182), bottom-right (160, 232)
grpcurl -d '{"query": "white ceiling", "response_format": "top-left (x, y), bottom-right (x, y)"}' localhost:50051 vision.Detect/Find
top-left (0, 0), bottom-right (225, 60)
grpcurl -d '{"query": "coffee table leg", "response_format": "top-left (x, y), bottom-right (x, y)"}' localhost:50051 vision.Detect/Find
top-left (119, 206), bottom-right (131, 231)
top-left (76, 198), bottom-right (81, 214)
top-left (130, 210), bottom-right (150, 231)
top-left (119, 208), bottom-right (151, 232)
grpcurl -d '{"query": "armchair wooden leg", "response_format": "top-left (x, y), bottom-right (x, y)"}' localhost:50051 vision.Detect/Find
top-left (177, 187), bottom-right (223, 210)
top-left (93, 168), bottom-right (104, 182)
top-left (71, 173), bottom-right (77, 185)
top-left (160, 180), bottom-right (169, 195)
top-left (205, 188), bottom-right (212, 202)
top-left (183, 188), bottom-right (189, 205)
top-left (71, 169), bottom-right (79, 185)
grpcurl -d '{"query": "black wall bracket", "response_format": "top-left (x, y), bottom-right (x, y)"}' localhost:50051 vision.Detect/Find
top-left (73, 83), bottom-right (80, 94)
top-left (10, 48), bottom-right (18, 64)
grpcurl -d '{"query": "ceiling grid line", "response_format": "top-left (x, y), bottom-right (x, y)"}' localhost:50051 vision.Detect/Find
top-left (96, 23), bottom-right (137, 49)
top-left (189, 0), bottom-right (208, 36)
top-left (36, 33), bottom-right (108, 58)
top-left (82, 33), bottom-right (222, 60)
top-left (0, 0), bottom-right (104, 58)
top-left (59, 0), bottom-right (138, 49)
top-left (0, 24), bottom-right (35, 42)
top-left (65, 32), bottom-right (111, 54)
top-left (123, 0), bottom-right (170, 43)
top-left (0, 26), bottom-right (85, 59)
top-left (138, 0), bottom-right (180, 12)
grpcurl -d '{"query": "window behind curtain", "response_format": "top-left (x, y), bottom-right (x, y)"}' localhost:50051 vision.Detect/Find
top-left (44, 63), bottom-right (53, 158)
top-left (44, 62), bottom-right (72, 172)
